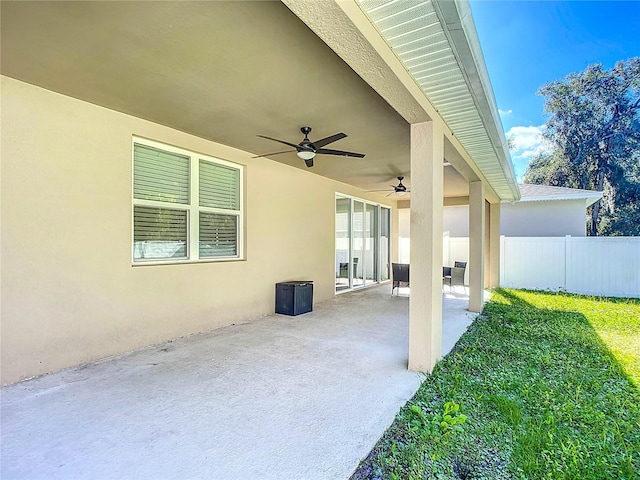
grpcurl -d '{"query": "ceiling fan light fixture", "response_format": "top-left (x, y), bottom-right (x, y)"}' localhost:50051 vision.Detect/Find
top-left (396, 190), bottom-right (407, 196)
top-left (296, 150), bottom-right (316, 160)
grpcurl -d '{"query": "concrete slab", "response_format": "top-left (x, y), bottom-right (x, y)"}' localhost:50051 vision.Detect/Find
top-left (1, 285), bottom-right (476, 480)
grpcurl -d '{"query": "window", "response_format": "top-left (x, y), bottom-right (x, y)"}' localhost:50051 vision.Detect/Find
top-left (132, 138), bottom-right (243, 263)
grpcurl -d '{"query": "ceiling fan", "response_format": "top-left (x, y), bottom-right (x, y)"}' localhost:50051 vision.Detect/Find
top-left (253, 126), bottom-right (365, 168)
top-left (368, 176), bottom-right (411, 197)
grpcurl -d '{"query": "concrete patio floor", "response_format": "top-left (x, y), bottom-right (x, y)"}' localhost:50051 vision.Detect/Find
top-left (1, 284), bottom-right (477, 480)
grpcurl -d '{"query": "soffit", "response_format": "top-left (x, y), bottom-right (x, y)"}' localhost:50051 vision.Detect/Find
top-left (358, 0), bottom-right (520, 201)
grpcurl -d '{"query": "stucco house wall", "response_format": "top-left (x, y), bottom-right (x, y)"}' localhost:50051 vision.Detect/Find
top-left (443, 199), bottom-right (589, 238)
top-left (1, 77), bottom-right (395, 385)
top-left (500, 199), bottom-right (587, 237)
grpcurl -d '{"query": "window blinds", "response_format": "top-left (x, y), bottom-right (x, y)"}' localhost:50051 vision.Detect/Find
top-left (199, 160), bottom-right (240, 210)
top-left (133, 206), bottom-right (187, 259)
top-left (199, 213), bottom-right (238, 258)
top-left (134, 144), bottom-right (190, 204)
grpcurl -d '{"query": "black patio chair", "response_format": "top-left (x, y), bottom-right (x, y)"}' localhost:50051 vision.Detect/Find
top-left (443, 261), bottom-right (466, 292)
top-left (392, 263), bottom-right (410, 295)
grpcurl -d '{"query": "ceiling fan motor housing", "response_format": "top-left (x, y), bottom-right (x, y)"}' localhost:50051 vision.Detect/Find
top-left (298, 127), bottom-right (315, 153)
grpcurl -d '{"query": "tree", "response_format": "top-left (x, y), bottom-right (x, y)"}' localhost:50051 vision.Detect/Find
top-left (523, 58), bottom-right (640, 235)
top-left (524, 151), bottom-right (577, 187)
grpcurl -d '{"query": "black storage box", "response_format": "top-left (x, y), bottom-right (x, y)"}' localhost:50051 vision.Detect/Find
top-left (275, 281), bottom-right (313, 316)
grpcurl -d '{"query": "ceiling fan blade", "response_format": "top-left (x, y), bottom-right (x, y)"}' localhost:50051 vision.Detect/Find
top-left (256, 135), bottom-right (299, 149)
top-left (251, 150), bottom-right (296, 158)
top-left (386, 192), bottom-right (395, 197)
top-left (316, 148), bottom-right (365, 158)
top-left (313, 132), bottom-right (347, 148)
top-left (366, 189), bottom-right (394, 192)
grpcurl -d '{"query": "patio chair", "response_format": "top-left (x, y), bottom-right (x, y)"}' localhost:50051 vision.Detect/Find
top-left (338, 257), bottom-right (359, 279)
top-left (442, 266), bottom-right (451, 282)
top-left (443, 261), bottom-right (466, 291)
top-left (392, 263), bottom-right (410, 295)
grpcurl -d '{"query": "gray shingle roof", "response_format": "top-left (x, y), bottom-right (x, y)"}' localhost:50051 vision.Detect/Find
top-left (517, 184), bottom-right (602, 206)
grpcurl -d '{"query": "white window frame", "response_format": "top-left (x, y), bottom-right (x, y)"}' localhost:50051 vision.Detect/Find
top-left (132, 136), bottom-right (244, 265)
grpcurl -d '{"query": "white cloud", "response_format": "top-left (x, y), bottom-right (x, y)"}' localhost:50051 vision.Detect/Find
top-left (498, 108), bottom-right (513, 116)
top-left (507, 125), bottom-right (552, 158)
top-left (506, 125), bottom-right (553, 180)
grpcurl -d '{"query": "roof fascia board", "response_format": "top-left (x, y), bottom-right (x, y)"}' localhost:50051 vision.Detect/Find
top-left (282, 0), bottom-right (501, 203)
top-left (516, 194), bottom-right (602, 206)
top-left (431, 0), bottom-right (520, 201)
top-left (584, 196), bottom-right (602, 207)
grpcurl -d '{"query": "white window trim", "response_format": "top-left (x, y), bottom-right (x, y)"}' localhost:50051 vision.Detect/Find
top-left (132, 136), bottom-right (244, 265)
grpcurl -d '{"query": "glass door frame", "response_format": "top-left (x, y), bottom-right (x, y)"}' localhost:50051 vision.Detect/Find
top-left (379, 205), bottom-right (391, 283)
top-left (335, 193), bottom-right (392, 294)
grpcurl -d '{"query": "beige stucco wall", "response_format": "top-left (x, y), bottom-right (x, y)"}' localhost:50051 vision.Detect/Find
top-left (1, 76), bottom-right (393, 385)
top-left (500, 201), bottom-right (587, 237)
top-left (443, 200), bottom-right (588, 238)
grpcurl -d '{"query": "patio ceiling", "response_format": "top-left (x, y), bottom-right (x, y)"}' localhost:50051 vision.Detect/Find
top-left (0, 0), bottom-right (513, 201)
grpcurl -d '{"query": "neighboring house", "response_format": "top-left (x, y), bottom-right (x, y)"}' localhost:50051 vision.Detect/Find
top-left (0, 0), bottom-right (519, 385)
top-left (442, 184), bottom-right (602, 237)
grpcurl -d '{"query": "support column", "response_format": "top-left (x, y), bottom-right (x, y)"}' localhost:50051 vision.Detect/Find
top-left (489, 202), bottom-right (501, 288)
top-left (409, 121), bottom-right (444, 373)
top-left (484, 201), bottom-right (491, 288)
top-left (469, 181), bottom-right (485, 312)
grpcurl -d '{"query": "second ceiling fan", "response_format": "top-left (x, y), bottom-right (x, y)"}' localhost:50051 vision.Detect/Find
top-left (254, 126), bottom-right (365, 168)
top-left (368, 176), bottom-right (411, 197)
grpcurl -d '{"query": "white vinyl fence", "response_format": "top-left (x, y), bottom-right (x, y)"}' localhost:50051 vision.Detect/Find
top-left (500, 236), bottom-right (640, 298)
top-left (442, 235), bottom-right (470, 285)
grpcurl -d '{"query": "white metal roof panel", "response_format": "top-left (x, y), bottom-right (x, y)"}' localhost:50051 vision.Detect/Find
top-left (358, 0), bottom-right (519, 200)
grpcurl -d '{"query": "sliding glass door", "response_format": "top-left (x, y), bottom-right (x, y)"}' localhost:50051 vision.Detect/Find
top-left (335, 195), bottom-right (391, 293)
top-left (380, 207), bottom-right (390, 282)
top-left (335, 197), bottom-right (351, 292)
top-left (353, 200), bottom-right (365, 287)
top-left (364, 203), bottom-right (377, 285)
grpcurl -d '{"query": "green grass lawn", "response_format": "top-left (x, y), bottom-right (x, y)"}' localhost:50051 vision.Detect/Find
top-left (351, 289), bottom-right (640, 480)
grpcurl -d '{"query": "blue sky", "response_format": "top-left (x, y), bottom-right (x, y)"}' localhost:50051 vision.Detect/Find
top-left (469, 0), bottom-right (640, 180)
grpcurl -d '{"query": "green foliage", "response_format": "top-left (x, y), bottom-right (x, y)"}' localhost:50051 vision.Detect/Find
top-left (522, 152), bottom-right (577, 188)
top-left (351, 290), bottom-right (640, 480)
top-left (524, 57), bottom-right (640, 236)
top-left (439, 400), bottom-right (467, 436)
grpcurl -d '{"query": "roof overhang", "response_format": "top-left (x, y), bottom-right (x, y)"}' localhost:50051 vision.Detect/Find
top-left (516, 193), bottom-right (603, 208)
top-left (1, 0), bottom-right (519, 202)
top-left (512, 184), bottom-right (603, 207)
top-left (357, 0), bottom-right (520, 201)
top-left (283, 0), bottom-right (519, 201)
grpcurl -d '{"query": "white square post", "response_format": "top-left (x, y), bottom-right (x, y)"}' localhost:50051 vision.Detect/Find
top-left (469, 181), bottom-right (486, 312)
top-left (489, 202), bottom-right (501, 288)
top-left (408, 121), bottom-right (444, 372)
